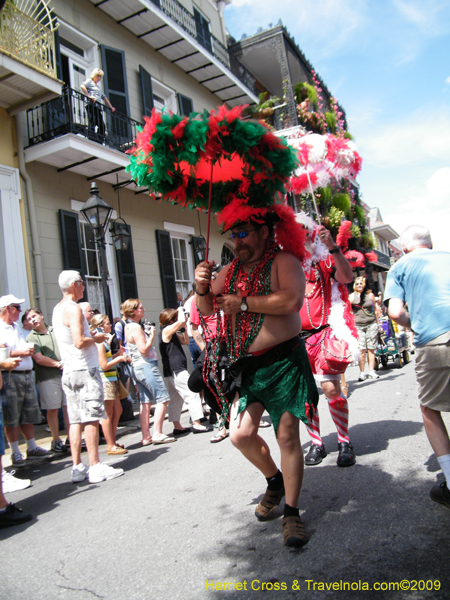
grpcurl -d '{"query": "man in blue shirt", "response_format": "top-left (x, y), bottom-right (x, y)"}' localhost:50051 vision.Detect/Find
top-left (384, 225), bottom-right (450, 509)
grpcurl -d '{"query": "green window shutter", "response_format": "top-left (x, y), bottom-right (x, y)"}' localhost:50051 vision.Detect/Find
top-left (59, 209), bottom-right (87, 301)
top-left (155, 230), bottom-right (178, 308)
top-left (139, 65), bottom-right (154, 117)
top-left (100, 45), bottom-right (130, 117)
top-left (115, 225), bottom-right (138, 301)
top-left (177, 93), bottom-right (193, 117)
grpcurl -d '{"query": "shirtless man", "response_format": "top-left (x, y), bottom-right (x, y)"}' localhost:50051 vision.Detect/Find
top-left (195, 216), bottom-right (318, 547)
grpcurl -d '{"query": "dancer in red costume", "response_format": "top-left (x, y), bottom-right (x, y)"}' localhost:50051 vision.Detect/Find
top-left (295, 212), bottom-right (359, 467)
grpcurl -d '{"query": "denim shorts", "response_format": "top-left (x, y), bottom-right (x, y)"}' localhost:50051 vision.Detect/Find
top-left (132, 360), bottom-right (169, 405)
top-left (2, 371), bottom-right (41, 428)
top-left (0, 391), bottom-right (5, 456)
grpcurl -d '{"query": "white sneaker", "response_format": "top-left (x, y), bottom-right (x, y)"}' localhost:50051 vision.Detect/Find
top-left (2, 469), bottom-right (31, 493)
top-left (88, 462), bottom-right (124, 484)
top-left (71, 462), bottom-right (88, 483)
top-left (358, 373), bottom-right (367, 382)
top-left (366, 372), bottom-right (380, 380)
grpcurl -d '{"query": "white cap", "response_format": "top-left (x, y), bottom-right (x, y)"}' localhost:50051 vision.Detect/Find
top-left (0, 294), bottom-right (25, 308)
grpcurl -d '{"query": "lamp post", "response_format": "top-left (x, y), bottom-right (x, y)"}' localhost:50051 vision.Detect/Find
top-left (80, 182), bottom-right (113, 320)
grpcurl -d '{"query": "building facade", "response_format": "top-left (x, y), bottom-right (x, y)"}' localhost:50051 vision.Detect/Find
top-left (0, 0), bottom-right (256, 323)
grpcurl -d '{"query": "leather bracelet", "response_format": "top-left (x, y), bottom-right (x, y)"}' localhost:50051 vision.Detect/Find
top-left (329, 247), bottom-right (341, 254)
top-left (194, 283), bottom-right (210, 297)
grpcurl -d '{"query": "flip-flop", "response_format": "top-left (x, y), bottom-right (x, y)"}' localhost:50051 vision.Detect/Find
top-left (210, 431), bottom-right (228, 444)
top-left (142, 439), bottom-right (153, 447)
top-left (152, 435), bottom-right (176, 444)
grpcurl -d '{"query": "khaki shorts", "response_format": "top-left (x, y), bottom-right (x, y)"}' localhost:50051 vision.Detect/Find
top-left (415, 331), bottom-right (450, 411)
top-left (2, 371), bottom-right (41, 428)
top-left (102, 379), bottom-right (128, 401)
top-left (357, 322), bottom-right (379, 351)
top-left (37, 377), bottom-right (67, 410)
top-left (62, 368), bottom-right (106, 424)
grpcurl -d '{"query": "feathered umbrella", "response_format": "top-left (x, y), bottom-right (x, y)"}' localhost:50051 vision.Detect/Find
top-left (126, 105), bottom-right (299, 260)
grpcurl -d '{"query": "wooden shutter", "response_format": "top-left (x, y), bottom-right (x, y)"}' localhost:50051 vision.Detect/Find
top-left (177, 93), bottom-right (193, 117)
top-left (155, 230), bottom-right (178, 309)
top-left (115, 224), bottom-right (138, 301)
top-left (100, 45), bottom-right (130, 117)
top-left (59, 209), bottom-right (87, 301)
top-left (193, 7), bottom-right (212, 53)
top-left (139, 65), bottom-right (154, 117)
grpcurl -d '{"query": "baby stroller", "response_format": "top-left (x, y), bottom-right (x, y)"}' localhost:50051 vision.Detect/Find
top-left (375, 317), bottom-right (411, 370)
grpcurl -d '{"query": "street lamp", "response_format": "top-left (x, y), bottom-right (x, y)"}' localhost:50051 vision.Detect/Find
top-left (111, 218), bottom-right (131, 251)
top-left (80, 182), bottom-right (113, 320)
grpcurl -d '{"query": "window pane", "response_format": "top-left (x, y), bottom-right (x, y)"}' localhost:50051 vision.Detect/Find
top-left (86, 250), bottom-right (99, 277)
top-left (171, 238), bottom-right (181, 260)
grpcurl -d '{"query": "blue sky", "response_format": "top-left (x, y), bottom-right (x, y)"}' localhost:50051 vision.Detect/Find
top-left (224, 0), bottom-right (450, 250)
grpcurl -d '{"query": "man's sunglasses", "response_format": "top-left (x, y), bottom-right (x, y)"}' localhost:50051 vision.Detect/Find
top-left (9, 304), bottom-right (21, 311)
top-left (230, 229), bottom-right (258, 240)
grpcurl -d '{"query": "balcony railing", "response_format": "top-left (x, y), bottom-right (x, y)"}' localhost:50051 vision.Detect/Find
top-left (0, 0), bottom-right (58, 78)
top-left (26, 86), bottom-right (142, 152)
top-left (373, 249), bottom-right (391, 269)
top-left (150, 0), bottom-right (257, 96)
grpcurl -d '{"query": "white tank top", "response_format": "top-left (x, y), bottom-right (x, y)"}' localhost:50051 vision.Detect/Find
top-left (52, 300), bottom-right (99, 373)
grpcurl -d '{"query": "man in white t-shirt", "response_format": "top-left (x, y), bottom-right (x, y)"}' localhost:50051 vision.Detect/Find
top-left (52, 271), bottom-right (123, 484)
top-left (0, 294), bottom-right (51, 467)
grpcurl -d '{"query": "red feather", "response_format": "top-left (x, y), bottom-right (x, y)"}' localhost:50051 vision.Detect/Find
top-left (336, 220), bottom-right (352, 251)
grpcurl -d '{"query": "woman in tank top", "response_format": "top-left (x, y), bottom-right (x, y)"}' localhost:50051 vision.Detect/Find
top-left (159, 307), bottom-right (209, 435)
top-left (90, 314), bottom-right (130, 455)
top-left (123, 299), bottom-right (175, 445)
top-left (350, 277), bottom-right (381, 381)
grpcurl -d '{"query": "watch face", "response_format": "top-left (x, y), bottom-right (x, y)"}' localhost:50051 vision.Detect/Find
top-left (240, 301), bottom-right (248, 311)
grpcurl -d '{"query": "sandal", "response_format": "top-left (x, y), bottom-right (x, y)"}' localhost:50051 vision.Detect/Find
top-left (210, 430), bottom-right (228, 444)
top-left (282, 515), bottom-right (308, 547)
top-left (142, 439), bottom-right (153, 447)
top-left (255, 484), bottom-right (285, 521)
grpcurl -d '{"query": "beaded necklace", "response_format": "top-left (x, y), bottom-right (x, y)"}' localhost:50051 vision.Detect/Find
top-left (200, 241), bottom-right (280, 418)
top-left (303, 260), bottom-right (329, 330)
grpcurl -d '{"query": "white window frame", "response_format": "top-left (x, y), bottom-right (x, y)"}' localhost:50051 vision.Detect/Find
top-left (57, 20), bottom-right (98, 87)
top-left (71, 200), bottom-right (121, 318)
top-left (152, 79), bottom-right (177, 113)
top-left (163, 221), bottom-right (195, 300)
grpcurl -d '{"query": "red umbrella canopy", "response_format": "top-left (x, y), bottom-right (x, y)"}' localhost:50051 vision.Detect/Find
top-left (126, 105), bottom-right (298, 213)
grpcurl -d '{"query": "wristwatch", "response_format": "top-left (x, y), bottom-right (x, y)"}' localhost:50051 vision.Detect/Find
top-left (329, 246), bottom-right (341, 254)
top-left (240, 298), bottom-right (248, 312)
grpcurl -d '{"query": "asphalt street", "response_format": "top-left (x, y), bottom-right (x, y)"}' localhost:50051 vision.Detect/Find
top-left (1, 359), bottom-right (450, 600)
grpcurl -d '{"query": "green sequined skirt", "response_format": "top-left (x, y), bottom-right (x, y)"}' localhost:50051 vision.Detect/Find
top-left (238, 340), bottom-right (318, 435)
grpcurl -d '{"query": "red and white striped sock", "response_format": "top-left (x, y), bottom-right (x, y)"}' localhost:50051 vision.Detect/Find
top-left (327, 396), bottom-right (350, 443)
top-left (306, 410), bottom-right (323, 446)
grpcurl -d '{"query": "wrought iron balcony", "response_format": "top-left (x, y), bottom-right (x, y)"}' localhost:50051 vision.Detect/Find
top-left (149, 0), bottom-right (257, 95)
top-left (26, 86), bottom-right (142, 152)
top-left (0, 0), bottom-right (58, 78)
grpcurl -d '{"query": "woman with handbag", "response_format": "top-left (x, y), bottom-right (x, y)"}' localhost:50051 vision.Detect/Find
top-left (123, 299), bottom-right (175, 445)
top-left (159, 307), bottom-right (210, 435)
top-left (349, 277), bottom-right (381, 381)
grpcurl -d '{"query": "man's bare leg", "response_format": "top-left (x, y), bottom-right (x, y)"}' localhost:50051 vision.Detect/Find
top-left (84, 421), bottom-right (100, 467)
top-left (276, 411), bottom-right (303, 507)
top-left (69, 423), bottom-right (82, 466)
top-left (229, 395), bottom-right (277, 477)
top-left (421, 405), bottom-right (450, 457)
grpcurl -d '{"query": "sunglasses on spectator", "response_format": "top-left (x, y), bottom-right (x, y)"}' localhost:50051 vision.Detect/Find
top-left (230, 229), bottom-right (258, 240)
top-left (9, 304), bottom-right (21, 311)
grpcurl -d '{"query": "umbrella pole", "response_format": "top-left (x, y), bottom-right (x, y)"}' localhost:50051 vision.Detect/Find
top-left (205, 162), bottom-right (213, 262)
top-left (306, 170), bottom-right (321, 224)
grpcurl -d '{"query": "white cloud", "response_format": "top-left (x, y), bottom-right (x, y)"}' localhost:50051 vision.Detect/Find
top-left (358, 109), bottom-right (450, 168)
top-left (384, 167), bottom-right (450, 250)
top-left (226, 0), bottom-right (368, 56)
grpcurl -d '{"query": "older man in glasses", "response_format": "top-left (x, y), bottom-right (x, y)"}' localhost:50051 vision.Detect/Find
top-left (0, 295), bottom-right (51, 467)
